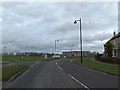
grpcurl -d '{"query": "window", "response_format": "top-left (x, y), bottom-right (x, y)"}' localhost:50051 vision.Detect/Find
top-left (114, 51), bottom-right (116, 56)
top-left (113, 39), bottom-right (116, 45)
top-left (112, 51), bottom-right (116, 57)
top-left (119, 37), bottom-right (120, 43)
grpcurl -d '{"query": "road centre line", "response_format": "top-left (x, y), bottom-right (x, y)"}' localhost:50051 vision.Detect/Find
top-left (68, 74), bottom-right (90, 90)
top-left (56, 62), bottom-right (90, 90)
top-left (56, 63), bottom-right (64, 71)
top-left (30, 64), bottom-right (34, 68)
top-left (30, 62), bottom-right (40, 68)
top-left (58, 65), bottom-right (64, 71)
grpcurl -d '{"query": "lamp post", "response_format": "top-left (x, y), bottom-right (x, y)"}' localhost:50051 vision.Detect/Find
top-left (51, 48), bottom-right (54, 54)
top-left (91, 47), bottom-right (94, 52)
top-left (91, 47), bottom-right (95, 58)
top-left (74, 18), bottom-right (82, 63)
top-left (71, 45), bottom-right (74, 52)
top-left (55, 40), bottom-right (59, 55)
top-left (4, 46), bottom-right (6, 55)
top-left (71, 45), bottom-right (74, 57)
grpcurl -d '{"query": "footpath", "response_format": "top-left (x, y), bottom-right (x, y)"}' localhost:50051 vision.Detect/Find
top-left (91, 59), bottom-right (118, 67)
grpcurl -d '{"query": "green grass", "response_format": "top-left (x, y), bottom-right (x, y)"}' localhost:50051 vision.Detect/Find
top-left (72, 58), bottom-right (120, 75)
top-left (2, 55), bottom-right (44, 61)
top-left (2, 64), bottom-right (27, 81)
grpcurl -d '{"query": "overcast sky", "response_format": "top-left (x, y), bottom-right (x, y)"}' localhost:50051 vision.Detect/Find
top-left (2, 2), bottom-right (118, 54)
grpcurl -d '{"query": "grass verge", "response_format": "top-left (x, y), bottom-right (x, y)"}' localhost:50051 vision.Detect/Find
top-left (72, 58), bottom-right (120, 75)
top-left (2, 64), bottom-right (27, 82)
top-left (2, 55), bottom-right (44, 61)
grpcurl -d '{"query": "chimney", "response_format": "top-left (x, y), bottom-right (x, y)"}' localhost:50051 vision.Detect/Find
top-left (113, 31), bottom-right (116, 36)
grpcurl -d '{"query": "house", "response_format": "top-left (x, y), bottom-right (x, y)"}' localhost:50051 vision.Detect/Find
top-left (63, 51), bottom-right (93, 58)
top-left (104, 32), bottom-right (120, 58)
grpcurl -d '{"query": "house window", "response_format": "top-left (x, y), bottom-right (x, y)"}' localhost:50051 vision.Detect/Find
top-left (113, 39), bottom-right (116, 45)
top-left (112, 51), bottom-right (116, 57)
top-left (114, 51), bottom-right (116, 56)
top-left (119, 37), bottom-right (120, 43)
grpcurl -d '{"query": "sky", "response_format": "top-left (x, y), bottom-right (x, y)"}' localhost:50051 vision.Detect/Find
top-left (2, 2), bottom-right (118, 54)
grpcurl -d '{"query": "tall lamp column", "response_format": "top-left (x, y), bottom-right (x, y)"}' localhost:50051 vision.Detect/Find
top-left (74, 18), bottom-right (82, 63)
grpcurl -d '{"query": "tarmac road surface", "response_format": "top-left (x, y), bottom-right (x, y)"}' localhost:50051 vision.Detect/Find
top-left (3, 59), bottom-right (119, 89)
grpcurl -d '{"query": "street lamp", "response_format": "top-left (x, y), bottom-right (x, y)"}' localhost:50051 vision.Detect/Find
top-left (74, 18), bottom-right (83, 63)
top-left (71, 45), bottom-right (74, 57)
top-left (4, 46), bottom-right (6, 55)
top-left (91, 47), bottom-right (94, 52)
top-left (71, 45), bottom-right (74, 52)
top-left (55, 40), bottom-right (59, 55)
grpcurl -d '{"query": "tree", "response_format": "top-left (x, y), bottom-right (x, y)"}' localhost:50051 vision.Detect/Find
top-left (104, 41), bottom-right (113, 57)
top-left (95, 52), bottom-right (101, 59)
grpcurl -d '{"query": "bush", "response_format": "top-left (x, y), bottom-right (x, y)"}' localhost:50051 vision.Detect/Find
top-left (95, 57), bottom-right (120, 64)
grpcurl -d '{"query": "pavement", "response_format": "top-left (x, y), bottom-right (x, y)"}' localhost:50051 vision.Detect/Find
top-left (1, 60), bottom-right (42, 67)
top-left (0, 61), bottom-right (36, 69)
top-left (91, 59), bottom-right (119, 67)
top-left (2, 59), bottom-right (119, 89)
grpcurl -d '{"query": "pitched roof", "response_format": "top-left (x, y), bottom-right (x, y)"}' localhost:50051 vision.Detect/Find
top-left (110, 32), bottom-right (120, 41)
top-left (104, 32), bottom-right (120, 45)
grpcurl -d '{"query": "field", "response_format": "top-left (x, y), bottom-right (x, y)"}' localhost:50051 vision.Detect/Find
top-left (72, 58), bottom-right (120, 75)
top-left (2, 55), bottom-right (44, 61)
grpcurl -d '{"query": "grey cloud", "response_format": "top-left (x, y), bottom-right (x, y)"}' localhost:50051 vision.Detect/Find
top-left (83, 31), bottom-right (113, 42)
top-left (50, 22), bottom-right (78, 34)
top-left (2, 2), bottom-right (118, 54)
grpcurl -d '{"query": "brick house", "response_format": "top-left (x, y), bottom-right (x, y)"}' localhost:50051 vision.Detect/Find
top-left (63, 51), bottom-right (94, 58)
top-left (104, 32), bottom-right (120, 58)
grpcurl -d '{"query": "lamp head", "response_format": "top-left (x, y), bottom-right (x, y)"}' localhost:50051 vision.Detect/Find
top-left (74, 20), bottom-right (77, 24)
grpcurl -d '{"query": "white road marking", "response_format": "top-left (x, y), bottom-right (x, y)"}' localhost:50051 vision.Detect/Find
top-left (68, 74), bottom-right (90, 90)
top-left (30, 64), bottom-right (34, 68)
top-left (58, 65), bottom-right (64, 71)
top-left (30, 62), bottom-right (40, 68)
top-left (56, 62), bottom-right (64, 71)
top-left (56, 62), bottom-right (90, 90)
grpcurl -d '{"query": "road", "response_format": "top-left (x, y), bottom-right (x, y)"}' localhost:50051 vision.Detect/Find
top-left (3, 59), bottom-right (119, 89)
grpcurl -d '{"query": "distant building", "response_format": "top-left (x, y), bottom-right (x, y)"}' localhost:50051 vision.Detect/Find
top-left (8, 53), bottom-right (14, 56)
top-left (53, 54), bottom-right (61, 58)
top-left (104, 32), bottom-right (120, 58)
top-left (16, 52), bottom-right (25, 56)
top-left (42, 53), bottom-right (54, 58)
top-left (13, 52), bottom-right (17, 56)
top-left (16, 52), bottom-right (43, 56)
top-left (63, 51), bottom-right (94, 58)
